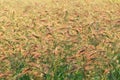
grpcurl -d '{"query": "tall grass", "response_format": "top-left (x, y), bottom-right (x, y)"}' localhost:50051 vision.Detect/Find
top-left (0, 0), bottom-right (120, 80)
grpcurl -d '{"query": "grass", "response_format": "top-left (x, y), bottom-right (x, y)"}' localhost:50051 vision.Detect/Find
top-left (0, 0), bottom-right (120, 80)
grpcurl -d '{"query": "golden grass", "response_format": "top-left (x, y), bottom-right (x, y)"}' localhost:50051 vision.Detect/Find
top-left (0, 0), bottom-right (120, 80)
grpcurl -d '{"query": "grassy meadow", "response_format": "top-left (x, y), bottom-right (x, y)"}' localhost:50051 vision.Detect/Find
top-left (0, 0), bottom-right (120, 80)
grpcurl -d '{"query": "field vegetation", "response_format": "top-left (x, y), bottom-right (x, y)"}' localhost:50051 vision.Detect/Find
top-left (0, 0), bottom-right (120, 80)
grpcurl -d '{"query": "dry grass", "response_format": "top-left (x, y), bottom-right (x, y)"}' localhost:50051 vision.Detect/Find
top-left (0, 0), bottom-right (120, 80)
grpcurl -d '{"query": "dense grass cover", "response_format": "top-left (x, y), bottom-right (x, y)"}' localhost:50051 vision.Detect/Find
top-left (0, 0), bottom-right (120, 80)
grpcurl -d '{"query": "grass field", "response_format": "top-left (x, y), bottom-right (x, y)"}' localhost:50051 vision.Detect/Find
top-left (0, 0), bottom-right (120, 80)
